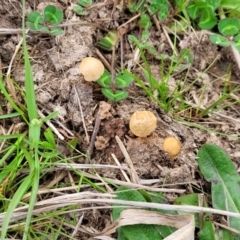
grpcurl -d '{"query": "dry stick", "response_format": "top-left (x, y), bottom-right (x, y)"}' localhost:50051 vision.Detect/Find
top-left (230, 43), bottom-right (240, 71)
top-left (111, 46), bottom-right (116, 83)
top-left (112, 153), bottom-right (131, 183)
top-left (71, 214), bottom-right (84, 238)
top-left (118, 13), bottom-right (141, 29)
top-left (95, 49), bottom-right (111, 71)
top-left (73, 85), bottom-right (90, 144)
top-left (198, 194), bottom-right (204, 230)
top-left (86, 111), bottom-right (101, 163)
top-left (115, 136), bottom-right (139, 184)
top-left (0, 125), bottom-right (14, 152)
top-left (2, 196), bottom-right (240, 224)
top-left (214, 221), bottom-right (240, 235)
top-left (81, 170), bottom-right (184, 193)
top-left (162, 25), bottom-right (179, 56)
top-left (5, 33), bottom-right (26, 102)
top-left (38, 110), bottom-right (65, 140)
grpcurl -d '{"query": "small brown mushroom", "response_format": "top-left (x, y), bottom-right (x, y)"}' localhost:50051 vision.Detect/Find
top-left (79, 57), bottom-right (104, 81)
top-left (162, 136), bottom-right (181, 159)
top-left (129, 111), bottom-right (157, 137)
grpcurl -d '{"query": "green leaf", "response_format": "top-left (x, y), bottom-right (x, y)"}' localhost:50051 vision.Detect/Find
top-left (174, 193), bottom-right (207, 228)
top-left (27, 11), bottom-right (44, 30)
top-left (128, 0), bottom-right (144, 13)
top-left (233, 34), bottom-right (240, 50)
top-left (113, 186), bottom-right (162, 240)
top-left (44, 128), bottom-right (56, 148)
top-left (218, 229), bottom-right (234, 240)
top-left (197, 144), bottom-right (240, 239)
top-left (209, 34), bottom-right (231, 47)
top-left (50, 27), bottom-right (64, 36)
top-left (158, 5), bottom-right (169, 20)
top-left (73, 5), bottom-right (88, 16)
top-left (206, 0), bottom-right (221, 11)
top-left (98, 30), bottom-right (119, 51)
top-left (102, 88), bottom-right (128, 102)
top-left (150, 192), bottom-right (176, 237)
top-left (113, 186), bottom-right (146, 221)
top-left (218, 18), bottom-right (240, 36)
top-left (44, 5), bottom-right (63, 24)
top-left (148, 3), bottom-right (159, 14)
top-left (115, 72), bottom-right (133, 89)
top-left (67, 138), bottom-right (79, 152)
top-left (186, 2), bottom-right (200, 19)
top-left (198, 7), bottom-right (217, 29)
top-left (233, 41), bottom-right (240, 51)
top-left (138, 14), bottom-right (152, 29)
top-left (77, 0), bottom-right (92, 7)
top-left (198, 221), bottom-right (217, 240)
top-left (234, 33), bottom-right (240, 42)
top-left (97, 70), bottom-right (112, 88)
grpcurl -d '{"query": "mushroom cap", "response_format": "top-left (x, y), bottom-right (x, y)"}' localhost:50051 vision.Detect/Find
top-left (162, 136), bottom-right (181, 159)
top-left (129, 111), bottom-right (157, 137)
top-left (79, 57), bottom-right (104, 81)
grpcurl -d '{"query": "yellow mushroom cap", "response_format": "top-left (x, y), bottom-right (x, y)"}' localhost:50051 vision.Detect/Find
top-left (162, 136), bottom-right (181, 159)
top-left (79, 57), bottom-right (104, 81)
top-left (129, 111), bottom-right (157, 137)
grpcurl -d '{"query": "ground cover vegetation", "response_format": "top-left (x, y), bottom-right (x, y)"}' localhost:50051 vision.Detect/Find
top-left (0, 0), bottom-right (240, 239)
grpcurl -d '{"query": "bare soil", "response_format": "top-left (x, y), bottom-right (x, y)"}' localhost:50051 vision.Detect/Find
top-left (1, 0), bottom-right (240, 239)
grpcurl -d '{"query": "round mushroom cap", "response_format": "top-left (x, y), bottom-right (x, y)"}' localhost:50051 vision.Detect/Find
top-left (162, 136), bottom-right (181, 159)
top-left (129, 111), bottom-right (157, 137)
top-left (79, 57), bottom-right (104, 81)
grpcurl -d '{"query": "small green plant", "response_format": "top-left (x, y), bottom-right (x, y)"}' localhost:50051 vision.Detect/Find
top-left (185, 0), bottom-right (240, 49)
top-left (186, 0), bottom-right (219, 29)
top-left (98, 30), bottom-right (119, 51)
top-left (210, 18), bottom-right (240, 50)
top-left (97, 70), bottom-right (133, 101)
top-left (128, 0), bottom-right (169, 21)
top-left (73, 0), bottom-right (92, 16)
top-left (198, 144), bottom-right (240, 239)
top-left (113, 186), bottom-right (177, 239)
top-left (26, 5), bottom-right (63, 36)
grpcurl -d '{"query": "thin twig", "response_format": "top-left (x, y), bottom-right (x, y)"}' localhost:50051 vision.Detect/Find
top-left (86, 110), bottom-right (101, 163)
top-left (115, 136), bottom-right (139, 184)
top-left (112, 153), bottom-right (131, 183)
top-left (73, 85), bottom-right (89, 144)
top-left (38, 110), bottom-right (65, 140)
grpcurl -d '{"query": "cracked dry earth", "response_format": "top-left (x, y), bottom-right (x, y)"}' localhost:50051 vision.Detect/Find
top-left (1, 0), bottom-right (240, 238)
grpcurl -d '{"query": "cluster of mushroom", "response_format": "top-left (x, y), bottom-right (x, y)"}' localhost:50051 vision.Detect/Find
top-left (129, 110), bottom-right (181, 159)
top-left (79, 57), bottom-right (181, 159)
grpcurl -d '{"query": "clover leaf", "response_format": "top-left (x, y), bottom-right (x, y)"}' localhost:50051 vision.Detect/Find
top-left (44, 5), bottom-right (63, 25)
top-left (26, 5), bottom-right (63, 35)
top-left (210, 34), bottom-right (231, 47)
top-left (97, 70), bottom-right (112, 88)
top-left (218, 18), bottom-right (240, 36)
top-left (115, 72), bottom-right (133, 89)
top-left (27, 11), bottom-right (45, 30)
top-left (102, 89), bottom-right (128, 102)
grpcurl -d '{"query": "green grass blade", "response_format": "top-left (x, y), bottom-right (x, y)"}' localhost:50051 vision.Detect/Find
top-left (22, 3), bottom-right (38, 122)
top-left (0, 77), bottom-right (27, 122)
top-left (197, 144), bottom-right (240, 239)
top-left (22, 148), bottom-right (40, 240)
top-left (1, 174), bottom-right (32, 239)
top-left (0, 134), bottom-right (26, 166)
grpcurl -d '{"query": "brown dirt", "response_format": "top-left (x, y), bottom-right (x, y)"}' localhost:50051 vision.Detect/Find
top-left (1, 0), bottom-right (240, 239)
